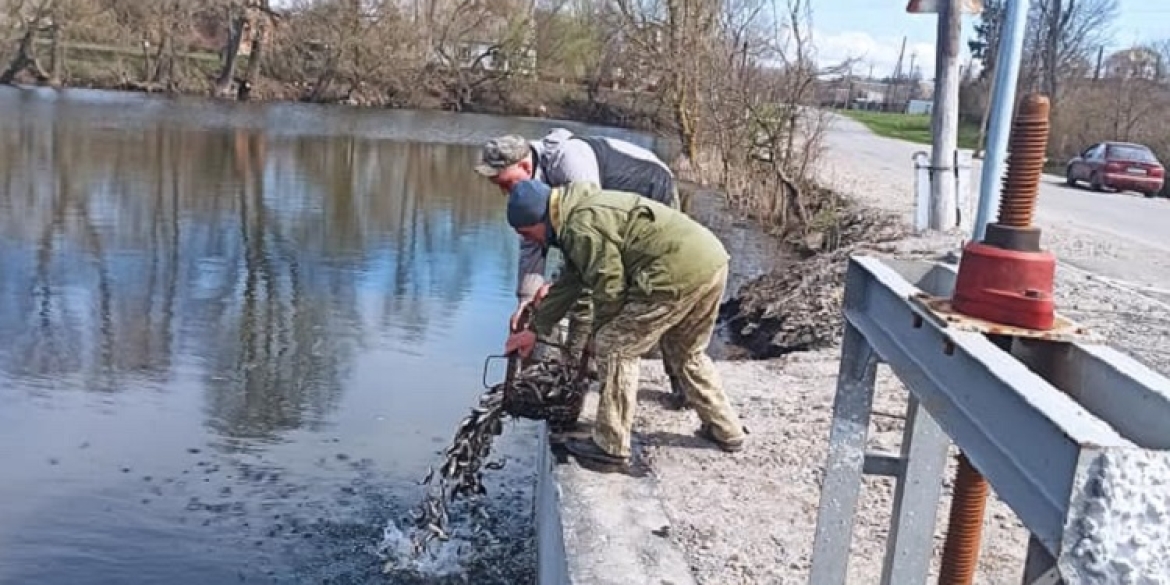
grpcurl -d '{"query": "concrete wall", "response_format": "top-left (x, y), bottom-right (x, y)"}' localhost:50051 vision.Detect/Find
top-left (533, 393), bottom-right (698, 585)
top-left (535, 423), bottom-right (570, 584)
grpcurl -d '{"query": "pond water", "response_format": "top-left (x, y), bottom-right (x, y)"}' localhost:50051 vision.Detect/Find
top-left (0, 87), bottom-right (673, 585)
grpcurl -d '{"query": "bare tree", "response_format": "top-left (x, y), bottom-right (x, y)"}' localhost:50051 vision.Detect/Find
top-left (212, 0), bottom-right (280, 99)
top-left (269, 0), bottom-right (423, 105)
top-left (608, 0), bottom-right (720, 166)
top-left (0, 0), bottom-right (54, 84)
top-left (426, 0), bottom-right (534, 110)
top-left (1152, 39), bottom-right (1170, 84)
top-left (684, 0), bottom-right (839, 234)
top-left (1034, 0), bottom-right (1118, 100)
top-left (532, 0), bottom-right (604, 83)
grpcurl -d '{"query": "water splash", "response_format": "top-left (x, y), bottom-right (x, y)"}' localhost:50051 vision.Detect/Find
top-left (376, 519), bottom-right (468, 577)
top-left (379, 356), bottom-right (585, 581)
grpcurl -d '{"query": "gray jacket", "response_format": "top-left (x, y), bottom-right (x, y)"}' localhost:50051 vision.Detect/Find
top-left (515, 128), bottom-right (678, 303)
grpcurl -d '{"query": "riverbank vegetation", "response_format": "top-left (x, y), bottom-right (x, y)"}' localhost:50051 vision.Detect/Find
top-left (1, 0), bottom-right (900, 364)
top-left (1, 0), bottom-right (855, 240)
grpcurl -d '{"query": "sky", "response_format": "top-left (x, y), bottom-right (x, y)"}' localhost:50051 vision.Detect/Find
top-left (810, 1), bottom-right (1170, 79)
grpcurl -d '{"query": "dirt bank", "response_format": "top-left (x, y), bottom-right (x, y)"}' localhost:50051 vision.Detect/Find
top-left (717, 201), bottom-right (908, 359)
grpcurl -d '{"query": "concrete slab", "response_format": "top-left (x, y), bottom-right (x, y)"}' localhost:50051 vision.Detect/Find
top-left (536, 390), bottom-right (698, 585)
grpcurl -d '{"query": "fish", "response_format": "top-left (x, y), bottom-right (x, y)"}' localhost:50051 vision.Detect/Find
top-left (402, 358), bottom-right (588, 558)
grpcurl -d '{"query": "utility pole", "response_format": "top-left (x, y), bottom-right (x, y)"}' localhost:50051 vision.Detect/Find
top-left (888, 36), bottom-right (907, 111)
top-left (929, 0), bottom-right (962, 230)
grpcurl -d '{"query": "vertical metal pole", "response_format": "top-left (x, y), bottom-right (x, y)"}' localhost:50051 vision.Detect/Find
top-left (929, 0), bottom-right (962, 230)
top-left (914, 152), bottom-right (932, 233)
top-left (972, 0), bottom-right (1032, 241)
top-left (809, 323), bottom-right (879, 585)
top-left (1021, 534), bottom-right (1062, 585)
top-left (880, 395), bottom-right (950, 585)
top-left (1011, 341), bottom-right (1069, 585)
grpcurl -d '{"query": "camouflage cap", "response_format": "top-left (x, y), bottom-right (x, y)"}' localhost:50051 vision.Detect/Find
top-left (474, 135), bottom-right (531, 177)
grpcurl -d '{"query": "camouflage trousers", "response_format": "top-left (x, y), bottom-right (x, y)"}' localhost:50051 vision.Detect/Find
top-left (591, 263), bottom-right (745, 459)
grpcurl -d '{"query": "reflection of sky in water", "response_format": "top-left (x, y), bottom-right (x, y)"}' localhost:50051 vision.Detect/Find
top-left (0, 88), bottom-right (658, 584)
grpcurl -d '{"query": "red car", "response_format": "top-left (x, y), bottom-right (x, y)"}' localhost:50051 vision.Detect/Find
top-left (1065, 141), bottom-right (1165, 197)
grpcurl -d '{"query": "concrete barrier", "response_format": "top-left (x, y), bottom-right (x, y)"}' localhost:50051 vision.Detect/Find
top-left (534, 392), bottom-right (698, 585)
top-left (535, 422), bottom-right (570, 584)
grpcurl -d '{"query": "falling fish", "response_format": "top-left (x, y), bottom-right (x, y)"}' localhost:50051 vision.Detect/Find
top-left (399, 355), bottom-right (592, 558)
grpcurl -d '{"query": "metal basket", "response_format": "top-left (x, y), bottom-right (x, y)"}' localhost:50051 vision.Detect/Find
top-left (483, 306), bottom-right (593, 431)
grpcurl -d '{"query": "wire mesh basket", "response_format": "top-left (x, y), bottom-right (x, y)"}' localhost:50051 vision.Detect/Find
top-left (482, 306), bottom-right (594, 431)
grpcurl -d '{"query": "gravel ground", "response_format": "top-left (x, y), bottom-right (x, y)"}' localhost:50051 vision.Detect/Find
top-left (631, 117), bottom-right (1170, 584)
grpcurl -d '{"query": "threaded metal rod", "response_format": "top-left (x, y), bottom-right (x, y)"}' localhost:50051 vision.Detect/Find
top-left (997, 93), bottom-right (1051, 228)
top-left (938, 454), bottom-right (990, 584)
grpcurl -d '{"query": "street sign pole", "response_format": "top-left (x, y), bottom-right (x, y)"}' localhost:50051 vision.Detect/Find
top-left (930, 0), bottom-right (962, 230)
top-left (907, 0), bottom-right (982, 231)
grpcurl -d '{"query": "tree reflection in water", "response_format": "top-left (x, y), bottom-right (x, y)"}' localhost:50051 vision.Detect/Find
top-left (0, 114), bottom-right (512, 443)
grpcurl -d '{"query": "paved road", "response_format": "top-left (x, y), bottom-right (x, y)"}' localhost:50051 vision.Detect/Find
top-left (823, 114), bottom-right (1170, 287)
top-left (1033, 174), bottom-right (1168, 252)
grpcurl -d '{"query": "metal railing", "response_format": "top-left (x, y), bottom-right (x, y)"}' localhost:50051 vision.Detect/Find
top-left (808, 255), bottom-right (1170, 585)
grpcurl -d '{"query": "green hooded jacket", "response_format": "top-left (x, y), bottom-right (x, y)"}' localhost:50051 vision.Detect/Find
top-left (531, 182), bottom-right (729, 336)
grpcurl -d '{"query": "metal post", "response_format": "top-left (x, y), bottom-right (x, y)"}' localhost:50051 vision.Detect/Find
top-left (914, 151), bottom-right (932, 233)
top-left (809, 323), bottom-right (879, 585)
top-left (954, 149), bottom-right (975, 232)
top-left (879, 394), bottom-right (950, 585)
top-left (972, 0), bottom-right (1032, 241)
top-left (1021, 535), bottom-right (1060, 585)
top-left (1012, 340), bottom-right (1070, 585)
top-left (809, 256), bottom-right (1170, 585)
top-left (928, 0), bottom-right (962, 230)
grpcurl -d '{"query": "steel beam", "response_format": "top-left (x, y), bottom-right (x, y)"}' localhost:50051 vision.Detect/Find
top-left (863, 451), bottom-right (903, 477)
top-left (1012, 340), bottom-right (1170, 450)
top-left (1022, 535), bottom-right (1059, 585)
top-left (879, 395), bottom-right (949, 585)
top-left (809, 323), bottom-right (879, 585)
top-left (841, 256), bottom-right (1133, 555)
top-left (810, 255), bottom-right (1170, 585)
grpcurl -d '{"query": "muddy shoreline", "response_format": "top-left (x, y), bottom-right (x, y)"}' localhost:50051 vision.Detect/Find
top-left (693, 186), bottom-right (909, 361)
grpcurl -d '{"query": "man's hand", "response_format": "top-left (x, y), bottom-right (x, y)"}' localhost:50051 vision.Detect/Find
top-left (510, 283), bottom-right (552, 333)
top-left (505, 330), bottom-right (537, 359)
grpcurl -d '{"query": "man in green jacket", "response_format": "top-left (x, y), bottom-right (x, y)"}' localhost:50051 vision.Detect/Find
top-left (503, 179), bottom-right (746, 465)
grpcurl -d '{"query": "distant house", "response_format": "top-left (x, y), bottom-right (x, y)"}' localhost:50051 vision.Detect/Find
top-left (906, 99), bottom-right (933, 115)
top-left (448, 38), bottom-right (536, 74)
top-left (427, 0), bottom-right (537, 76)
top-left (1104, 47), bottom-right (1162, 81)
top-left (817, 78), bottom-right (934, 112)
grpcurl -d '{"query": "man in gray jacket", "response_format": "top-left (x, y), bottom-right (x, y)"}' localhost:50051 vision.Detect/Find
top-left (474, 128), bottom-right (688, 408)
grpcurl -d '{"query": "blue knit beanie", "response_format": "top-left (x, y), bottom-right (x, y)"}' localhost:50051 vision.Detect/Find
top-left (506, 180), bottom-right (552, 228)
